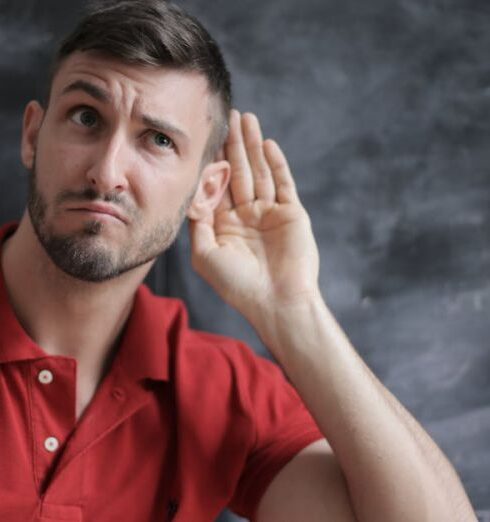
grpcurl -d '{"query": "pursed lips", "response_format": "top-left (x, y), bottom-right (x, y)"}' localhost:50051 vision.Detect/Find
top-left (66, 202), bottom-right (128, 224)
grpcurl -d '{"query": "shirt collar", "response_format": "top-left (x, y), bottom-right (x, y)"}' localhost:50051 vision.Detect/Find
top-left (117, 284), bottom-right (176, 383)
top-left (0, 222), bottom-right (176, 383)
top-left (0, 222), bottom-right (45, 363)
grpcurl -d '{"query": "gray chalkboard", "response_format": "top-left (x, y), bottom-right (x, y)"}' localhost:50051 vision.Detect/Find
top-left (1, 0), bottom-right (489, 519)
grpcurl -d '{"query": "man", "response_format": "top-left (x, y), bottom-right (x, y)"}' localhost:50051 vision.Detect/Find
top-left (0, 0), bottom-right (476, 520)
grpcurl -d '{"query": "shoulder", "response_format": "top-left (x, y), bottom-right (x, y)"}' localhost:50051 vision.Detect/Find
top-left (138, 284), bottom-right (274, 370)
top-left (134, 285), bottom-right (311, 439)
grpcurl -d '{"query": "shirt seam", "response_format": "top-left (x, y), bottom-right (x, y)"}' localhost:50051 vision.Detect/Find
top-left (25, 362), bottom-right (41, 493)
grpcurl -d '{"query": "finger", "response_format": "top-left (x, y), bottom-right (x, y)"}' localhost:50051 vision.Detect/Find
top-left (188, 219), bottom-right (216, 260)
top-left (225, 109), bottom-right (254, 206)
top-left (215, 186), bottom-right (233, 213)
top-left (263, 139), bottom-right (300, 204)
top-left (242, 113), bottom-right (276, 202)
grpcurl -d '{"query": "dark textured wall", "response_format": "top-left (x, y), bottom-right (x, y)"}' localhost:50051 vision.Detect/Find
top-left (1, 1), bottom-right (489, 519)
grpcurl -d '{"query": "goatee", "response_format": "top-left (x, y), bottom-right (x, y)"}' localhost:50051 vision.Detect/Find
top-left (27, 161), bottom-right (189, 282)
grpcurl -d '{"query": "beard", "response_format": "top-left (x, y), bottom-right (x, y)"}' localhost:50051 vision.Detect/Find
top-left (27, 163), bottom-right (192, 283)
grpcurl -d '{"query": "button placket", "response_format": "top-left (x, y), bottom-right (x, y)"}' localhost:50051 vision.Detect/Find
top-left (30, 359), bottom-right (77, 493)
top-left (38, 369), bottom-right (59, 455)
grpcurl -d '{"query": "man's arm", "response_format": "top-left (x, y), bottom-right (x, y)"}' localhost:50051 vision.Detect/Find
top-left (188, 110), bottom-right (477, 521)
top-left (254, 296), bottom-right (475, 521)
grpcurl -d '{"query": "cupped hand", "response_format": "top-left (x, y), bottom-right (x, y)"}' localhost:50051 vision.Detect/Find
top-left (189, 109), bottom-right (320, 326)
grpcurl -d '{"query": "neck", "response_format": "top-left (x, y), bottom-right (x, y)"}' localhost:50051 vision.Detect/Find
top-left (1, 214), bottom-right (154, 389)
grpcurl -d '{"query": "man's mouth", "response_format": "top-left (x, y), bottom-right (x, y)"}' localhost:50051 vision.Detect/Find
top-left (66, 202), bottom-right (128, 224)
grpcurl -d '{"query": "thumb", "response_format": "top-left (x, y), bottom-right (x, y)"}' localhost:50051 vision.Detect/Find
top-left (188, 219), bottom-right (217, 262)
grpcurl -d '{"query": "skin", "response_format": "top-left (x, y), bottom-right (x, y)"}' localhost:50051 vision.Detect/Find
top-left (27, 52), bottom-right (226, 283)
top-left (1, 52), bottom-right (230, 417)
top-left (1, 52), bottom-right (477, 520)
top-left (192, 111), bottom-right (477, 521)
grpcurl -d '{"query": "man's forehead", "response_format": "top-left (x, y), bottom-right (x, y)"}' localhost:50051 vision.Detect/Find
top-left (51, 52), bottom-right (213, 121)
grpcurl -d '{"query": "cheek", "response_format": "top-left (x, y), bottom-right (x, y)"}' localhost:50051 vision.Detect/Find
top-left (137, 172), bottom-right (197, 223)
top-left (35, 135), bottom-right (89, 194)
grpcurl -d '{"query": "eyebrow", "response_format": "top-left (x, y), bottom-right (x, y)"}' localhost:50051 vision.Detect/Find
top-left (60, 79), bottom-right (190, 144)
top-left (61, 80), bottom-right (111, 103)
top-left (142, 115), bottom-right (189, 144)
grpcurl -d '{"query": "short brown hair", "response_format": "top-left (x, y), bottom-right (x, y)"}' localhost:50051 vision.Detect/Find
top-left (47, 0), bottom-right (232, 163)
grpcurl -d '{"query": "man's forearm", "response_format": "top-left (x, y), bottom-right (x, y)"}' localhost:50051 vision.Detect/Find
top-left (253, 294), bottom-right (476, 522)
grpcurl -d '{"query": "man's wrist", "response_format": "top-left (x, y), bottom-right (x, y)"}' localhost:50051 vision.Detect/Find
top-left (249, 289), bottom-right (330, 359)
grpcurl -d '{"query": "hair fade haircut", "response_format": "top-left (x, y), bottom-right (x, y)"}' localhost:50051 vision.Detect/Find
top-left (46, 0), bottom-right (232, 164)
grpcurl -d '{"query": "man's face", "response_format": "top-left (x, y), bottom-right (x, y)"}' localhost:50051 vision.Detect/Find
top-left (23, 52), bottom-right (218, 282)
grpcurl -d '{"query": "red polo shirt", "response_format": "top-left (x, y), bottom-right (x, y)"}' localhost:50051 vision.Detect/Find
top-left (0, 223), bottom-right (323, 521)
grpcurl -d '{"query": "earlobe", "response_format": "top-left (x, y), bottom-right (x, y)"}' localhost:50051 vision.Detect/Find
top-left (187, 160), bottom-right (230, 221)
top-left (21, 101), bottom-right (45, 170)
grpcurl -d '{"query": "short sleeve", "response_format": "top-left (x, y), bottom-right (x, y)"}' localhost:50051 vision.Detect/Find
top-left (227, 344), bottom-right (324, 520)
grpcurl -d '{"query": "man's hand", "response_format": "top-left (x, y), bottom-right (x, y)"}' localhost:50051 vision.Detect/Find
top-left (189, 109), bottom-right (320, 328)
top-left (189, 110), bottom-right (477, 521)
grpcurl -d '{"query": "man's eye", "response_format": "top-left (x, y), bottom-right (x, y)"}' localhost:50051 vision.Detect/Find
top-left (70, 108), bottom-right (99, 128)
top-left (152, 132), bottom-right (174, 149)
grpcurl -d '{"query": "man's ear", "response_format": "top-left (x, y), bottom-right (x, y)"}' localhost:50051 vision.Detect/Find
top-left (21, 101), bottom-right (45, 170)
top-left (186, 160), bottom-right (230, 221)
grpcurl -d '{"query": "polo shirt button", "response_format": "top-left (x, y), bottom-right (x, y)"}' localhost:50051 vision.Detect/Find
top-left (44, 437), bottom-right (59, 452)
top-left (38, 370), bottom-right (54, 384)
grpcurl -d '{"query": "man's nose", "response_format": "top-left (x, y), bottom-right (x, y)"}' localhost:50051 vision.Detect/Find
top-left (86, 134), bottom-right (131, 194)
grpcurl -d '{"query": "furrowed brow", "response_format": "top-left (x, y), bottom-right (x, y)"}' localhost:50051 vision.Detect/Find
top-left (61, 80), bottom-right (111, 103)
top-left (142, 114), bottom-right (189, 144)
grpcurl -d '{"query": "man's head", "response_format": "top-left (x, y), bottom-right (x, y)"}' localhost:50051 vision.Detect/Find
top-left (47, 0), bottom-right (232, 164)
top-left (21, 0), bottom-right (232, 283)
